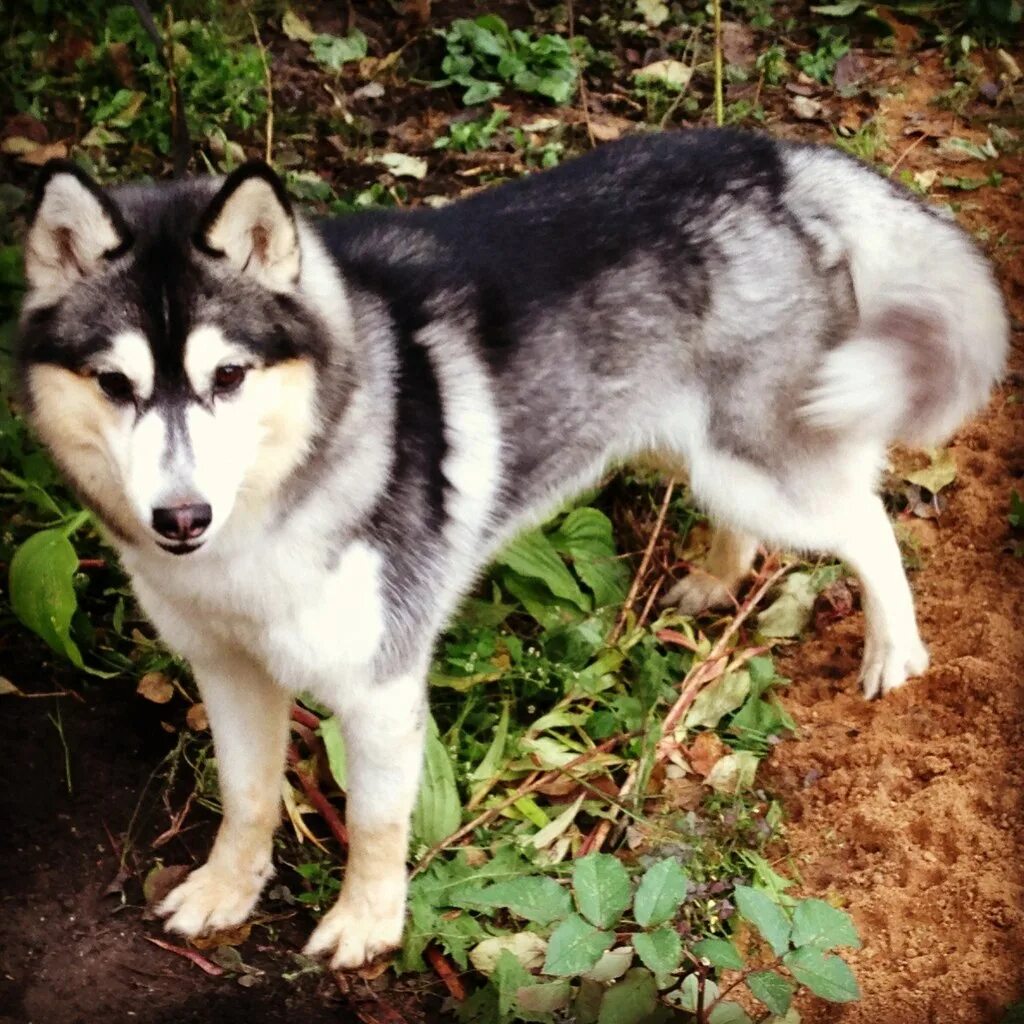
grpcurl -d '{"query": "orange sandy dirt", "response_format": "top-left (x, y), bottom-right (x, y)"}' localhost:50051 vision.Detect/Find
top-left (766, 56), bottom-right (1024, 1023)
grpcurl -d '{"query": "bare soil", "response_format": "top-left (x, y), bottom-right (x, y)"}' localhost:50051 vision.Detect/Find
top-left (767, 60), bottom-right (1024, 1023)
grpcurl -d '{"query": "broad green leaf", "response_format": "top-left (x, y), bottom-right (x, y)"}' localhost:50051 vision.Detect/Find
top-left (9, 520), bottom-right (110, 675)
top-left (710, 1004), bottom-right (753, 1024)
top-left (747, 970), bottom-right (794, 1016)
top-left (281, 8), bottom-right (316, 42)
top-left (463, 79), bottom-right (504, 105)
top-left (791, 899), bottom-right (861, 951)
top-left (456, 875), bottom-right (571, 925)
top-left (501, 571), bottom-right (584, 629)
top-left (783, 946), bottom-right (860, 1002)
top-left (597, 968), bottom-right (658, 1024)
top-left (904, 447), bottom-right (957, 495)
top-left (583, 946), bottom-right (634, 983)
top-left (811, 0), bottom-right (865, 13)
top-left (734, 886), bottom-right (791, 956)
top-left (470, 935), bottom-right (546, 978)
top-left (516, 979), bottom-right (573, 1014)
top-left (684, 669), bottom-right (752, 729)
top-left (757, 573), bottom-right (818, 639)
top-left (705, 751), bottom-right (760, 795)
top-left (671, 973), bottom-right (719, 1013)
top-left (633, 858), bottom-right (689, 928)
top-left (491, 948), bottom-right (534, 1016)
top-left (543, 913), bottom-right (614, 976)
top-left (632, 926), bottom-right (682, 975)
top-left (317, 715), bottom-right (346, 789)
top-left (469, 702), bottom-right (510, 783)
top-left (550, 507), bottom-right (629, 607)
top-left (495, 530), bottom-right (590, 610)
top-left (572, 853), bottom-right (632, 929)
top-left (310, 30), bottom-right (367, 68)
top-left (411, 715), bottom-right (461, 847)
top-left (692, 936), bottom-right (744, 970)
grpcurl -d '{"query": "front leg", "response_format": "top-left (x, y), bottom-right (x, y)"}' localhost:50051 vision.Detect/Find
top-left (158, 651), bottom-right (291, 936)
top-left (305, 669), bottom-right (427, 969)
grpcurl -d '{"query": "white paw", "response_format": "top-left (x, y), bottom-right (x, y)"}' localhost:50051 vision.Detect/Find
top-left (661, 570), bottom-right (734, 616)
top-left (304, 887), bottom-right (406, 970)
top-left (859, 634), bottom-right (929, 700)
top-left (157, 859), bottom-right (271, 937)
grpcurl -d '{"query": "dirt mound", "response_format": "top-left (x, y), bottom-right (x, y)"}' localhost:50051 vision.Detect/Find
top-left (767, 114), bottom-right (1024, 1022)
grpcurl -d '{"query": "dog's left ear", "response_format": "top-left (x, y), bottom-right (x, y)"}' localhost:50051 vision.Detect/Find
top-left (196, 161), bottom-right (299, 291)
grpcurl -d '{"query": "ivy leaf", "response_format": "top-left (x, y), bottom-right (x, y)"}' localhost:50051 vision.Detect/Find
top-left (692, 936), bottom-right (744, 970)
top-left (632, 926), bottom-right (682, 976)
top-left (734, 886), bottom-right (791, 956)
top-left (746, 970), bottom-right (794, 1016)
top-left (543, 913), bottom-right (614, 976)
top-left (791, 898), bottom-right (861, 950)
top-left (783, 946), bottom-right (860, 1002)
top-left (572, 853), bottom-right (632, 929)
top-left (633, 858), bottom-right (689, 928)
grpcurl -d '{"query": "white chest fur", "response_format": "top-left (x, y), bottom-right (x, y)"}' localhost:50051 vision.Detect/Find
top-left (123, 534), bottom-right (387, 695)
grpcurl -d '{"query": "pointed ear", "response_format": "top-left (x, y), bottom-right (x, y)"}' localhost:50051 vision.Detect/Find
top-left (195, 161), bottom-right (300, 291)
top-left (25, 161), bottom-right (132, 302)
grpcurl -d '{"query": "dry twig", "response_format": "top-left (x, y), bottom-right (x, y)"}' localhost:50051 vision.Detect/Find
top-left (609, 479), bottom-right (676, 644)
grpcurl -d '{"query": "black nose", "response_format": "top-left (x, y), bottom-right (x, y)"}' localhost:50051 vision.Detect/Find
top-left (151, 503), bottom-right (212, 541)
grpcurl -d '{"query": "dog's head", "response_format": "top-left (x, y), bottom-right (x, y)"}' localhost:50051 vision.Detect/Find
top-left (17, 161), bottom-right (341, 555)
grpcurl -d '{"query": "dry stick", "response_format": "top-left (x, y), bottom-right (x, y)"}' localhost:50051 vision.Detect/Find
top-left (287, 744), bottom-right (349, 848)
top-left (661, 557), bottom-right (788, 737)
top-left (145, 936), bottom-right (225, 976)
top-left (249, 12), bottom-right (274, 163)
top-left (413, 733), bottom-right (633, 876)
top-left (888, 132), bottom-right (928, 178)
top-left (637, 570), bottom-right (666, 632)
top-left (584, 558), bottom-right (790, 856)
top-left (291, 704), bottom-right (322, 731)
top-left (566, 0), bottom-right (597, 148)
top-left (609, 479), bottom-right (675, 645)
top-left (425, 945), bottom-right (468, 1001)
top-left (712, 0), bottom-right (725, 127)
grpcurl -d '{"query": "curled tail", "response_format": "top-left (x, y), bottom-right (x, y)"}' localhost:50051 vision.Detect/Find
top-left (800, 281), bottom-right (1008, 448)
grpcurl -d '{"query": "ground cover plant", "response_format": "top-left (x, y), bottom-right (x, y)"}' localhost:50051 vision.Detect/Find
top-left (1, 2), bottom-right (1022, 1022)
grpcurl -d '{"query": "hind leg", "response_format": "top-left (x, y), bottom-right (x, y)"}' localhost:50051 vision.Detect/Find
top-left (662, 525), bottom-right (759, 614)
top-left (829, 495), bottom-right (929, 698)
top-left (689, 451), bottom-right (927, 698)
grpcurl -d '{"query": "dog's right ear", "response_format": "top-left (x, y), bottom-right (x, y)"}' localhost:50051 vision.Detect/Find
top-left (25, 161), bottom-right (132, 303)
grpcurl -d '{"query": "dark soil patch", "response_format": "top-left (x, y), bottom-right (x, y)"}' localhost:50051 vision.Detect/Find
top-left (0, 675), bottom-right (383, 1023)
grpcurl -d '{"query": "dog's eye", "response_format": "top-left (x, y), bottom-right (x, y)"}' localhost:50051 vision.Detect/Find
top-left (96, 371), bottom-right (134, 404)
top-left (213, 364), bottom-right (247, 396)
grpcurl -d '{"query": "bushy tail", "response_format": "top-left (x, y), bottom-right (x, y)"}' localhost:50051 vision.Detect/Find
top-left (800, 282), bottom-right (1008, 448)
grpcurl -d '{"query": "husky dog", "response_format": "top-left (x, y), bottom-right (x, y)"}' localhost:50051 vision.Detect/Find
top-left (17, 129), bottom-right (1007, 968)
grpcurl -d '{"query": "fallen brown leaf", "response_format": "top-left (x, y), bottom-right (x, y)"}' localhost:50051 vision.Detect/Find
top-left (137, 672), bottom-right (175, 704)
top-left (18, 140), bottom-right (68, 165)
top-left (186, 702), bottom-right (209, 731)
top-left (687, 731), bottom-right (730, 778)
